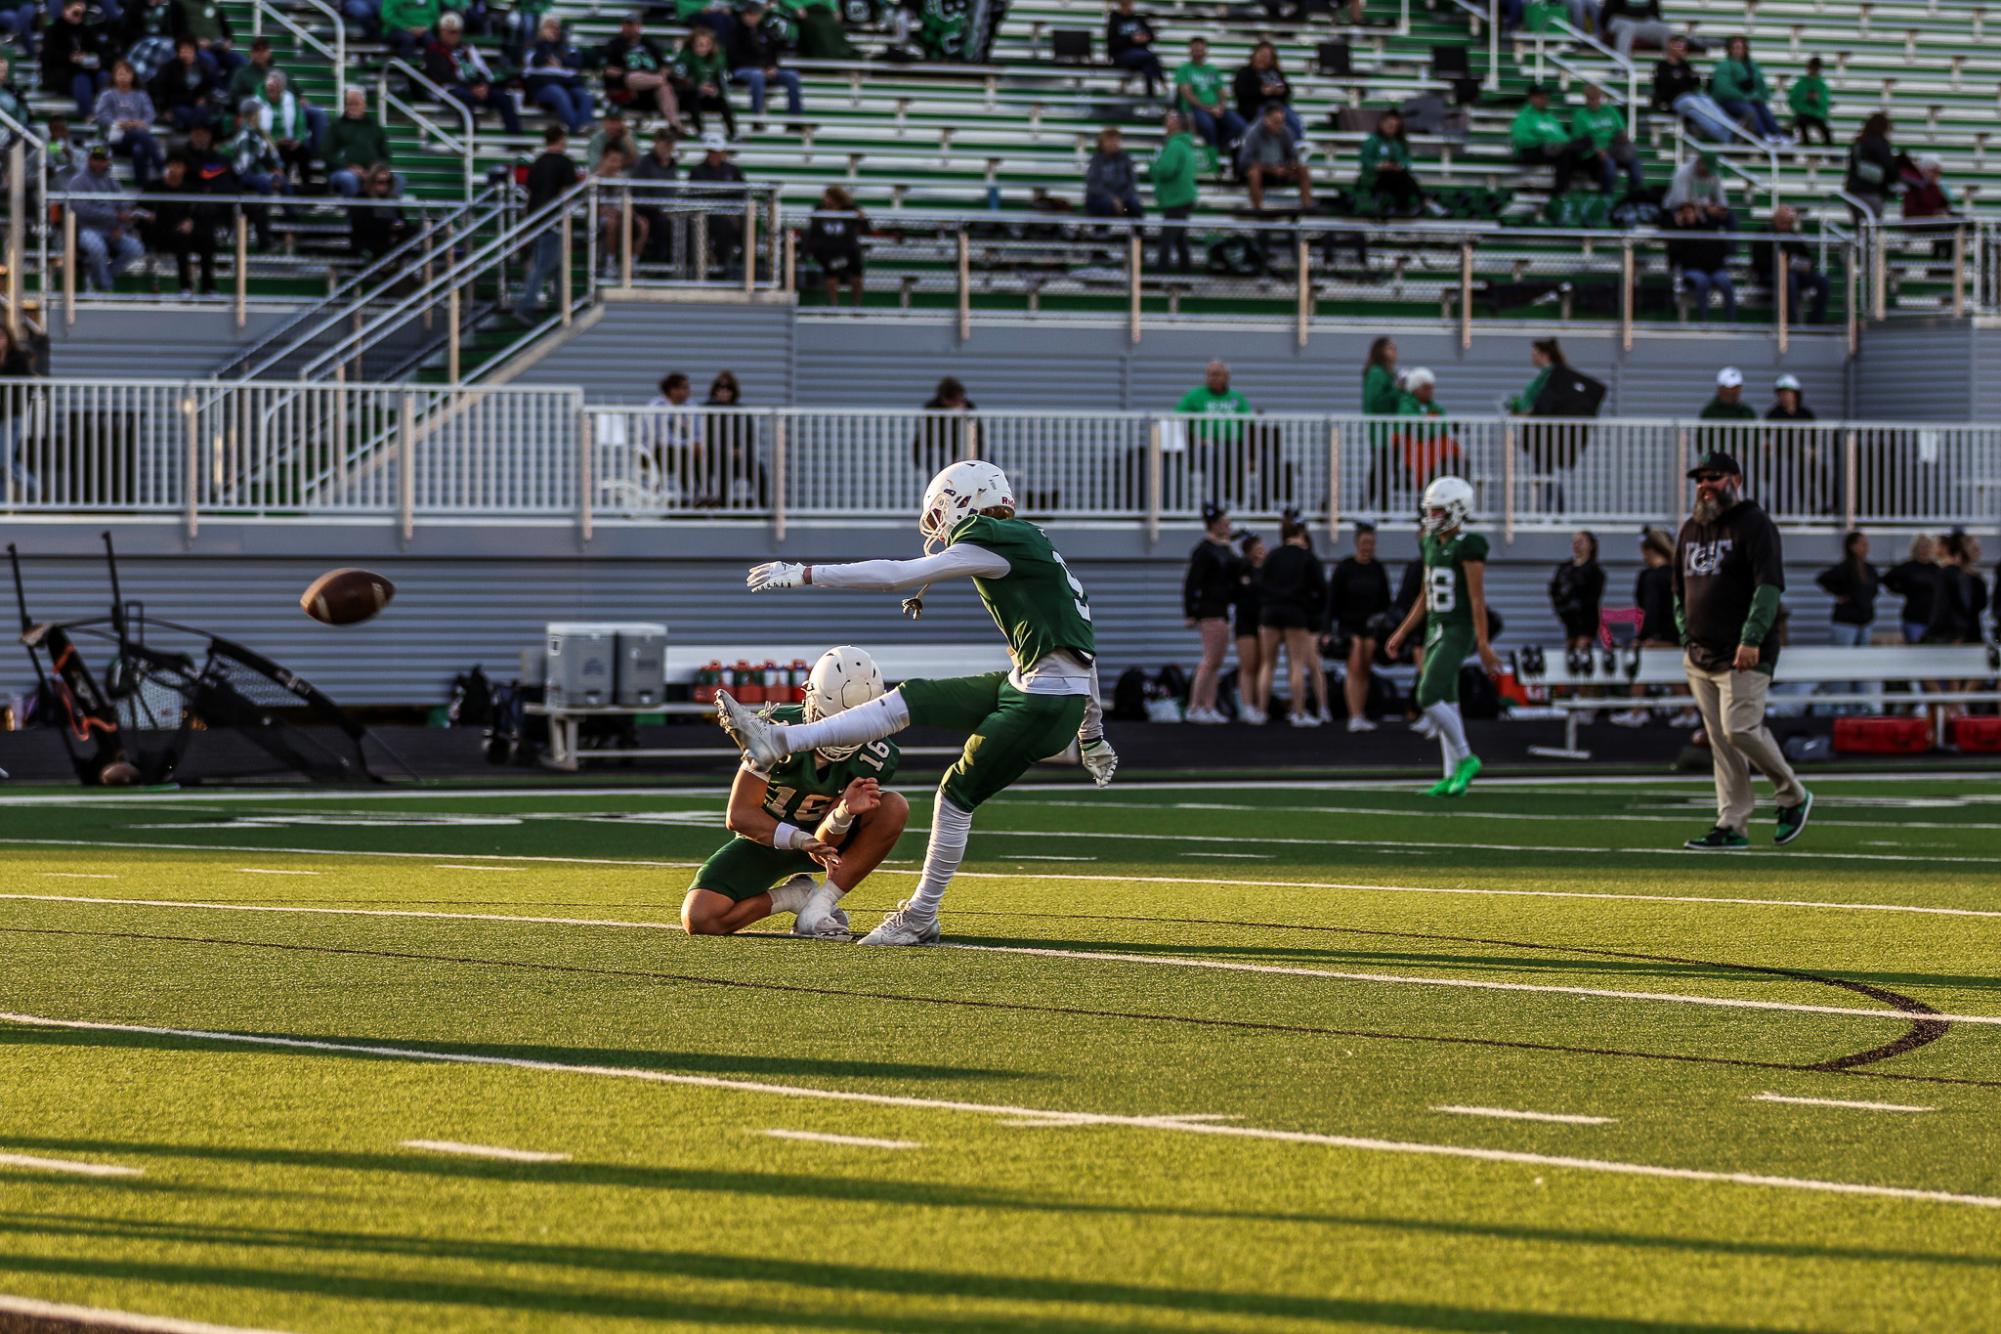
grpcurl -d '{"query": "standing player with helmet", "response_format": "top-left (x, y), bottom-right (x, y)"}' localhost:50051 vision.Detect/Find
top-left (1384, 476), bottom-right (1502, 796)
top-left (714, 460), bottom-right (1117, 946)
top-left (681, 646), bottom-right (910, 936)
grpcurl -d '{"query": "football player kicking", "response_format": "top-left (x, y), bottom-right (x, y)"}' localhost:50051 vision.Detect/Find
top-left (1384, 476), bottom-right (1502, 797)
top-left (714, 461), bottom-right (1117, 946)
top-left (682, 646), bottom-right (910, 936)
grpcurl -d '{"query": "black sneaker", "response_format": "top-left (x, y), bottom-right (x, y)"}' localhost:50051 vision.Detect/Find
top-left (1684, 826), bottom-right (1750, 851)
top-left (1774, 790), bottom-right (1814, 846)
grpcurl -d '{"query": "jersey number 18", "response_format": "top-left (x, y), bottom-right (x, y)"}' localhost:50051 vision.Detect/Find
top-left (1426, 567), bottom-right (1457, 614)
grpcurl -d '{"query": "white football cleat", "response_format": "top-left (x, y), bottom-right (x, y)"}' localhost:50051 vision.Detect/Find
top-left (857, 900), bottom-right (941, 946)
top-left (1346, 716), bottom-right (1378, 733)
top-left (792, 883), bottom-right (852, 938)
top-left (715, 690), bottom-right (787, 770)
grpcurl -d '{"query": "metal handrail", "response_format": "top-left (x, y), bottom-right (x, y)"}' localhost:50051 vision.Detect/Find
top-left (250, 0), bottom-right (347, 112)
top-left (1673, 120), bottom-right (1780, 210)
top-left (219, 181), bottom-right (505, 380)
top-left (0, 104), bottom-right (49, 309)
top-left (378, 58), bottom-right (475, 200)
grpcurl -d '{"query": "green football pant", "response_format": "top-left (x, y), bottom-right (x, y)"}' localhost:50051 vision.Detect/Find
top-left (899, 672), bottom-right (1087, 810)
top-left (1416, 625), bottom-right (1474, 708)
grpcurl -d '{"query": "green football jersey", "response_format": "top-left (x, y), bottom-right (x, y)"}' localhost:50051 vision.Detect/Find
top-left (753, 704), bottom-right (899, 827)
top-left (951, 514), bottom-right (1097, 670)
top-left (1419, 529), bottom-right (1489, 638)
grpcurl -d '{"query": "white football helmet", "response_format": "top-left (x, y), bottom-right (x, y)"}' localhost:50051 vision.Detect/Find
top-left (920, 460), bottom-right (1015, 554)
top-left (1420, 475), bottom-right (1474, 538)
top-left (803, 645), bottom-right (885, 760)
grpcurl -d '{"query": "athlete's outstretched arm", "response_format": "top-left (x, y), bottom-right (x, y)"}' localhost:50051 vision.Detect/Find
top-left (1077, 665), bottom-right (1117, 787)
top-left (1465, 561), bottom-right (1503, 675)
top-left (747, 545), bottom-right (1010, 593)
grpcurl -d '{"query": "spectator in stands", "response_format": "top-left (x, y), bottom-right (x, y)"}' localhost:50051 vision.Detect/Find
top-left (1239, 102), bottom-right (1312, 210)
top-left (1752, 205), bottom-right (1828, 325)
top-left (1767, 372), bottom-right (1812, 423)
top-left (1174, 38), bottom-right (1244, 161)
top-left (1933, 530), bottom-right (1988, 646)
top-left (1549, 530), bottom-right (1606, 654)
top-left (1232, 531), bottom-right (1266, 724)
top-left (1885, 534), bottom-right (1941, 644)
top-left (94, 60), bottom-right (164, 187)
top-left (515, 123), bottom-right (578, 322)
top-left (913, 376), bottom-right (977, 477)
top-left (1151, 109), bottom-right (1198, 272)
top-left (632, 127), bottom-right (679, 260)
top-left (170, 0), bottom-right (240, 74)
top-left (150, 38), bottom-right (219, 131)
top-left (225, 35), bottom-right (272, 108)
top-left (228, 96), bottom-right (285, 246)
top-left (687, 130), bottom-right (746, 270)
top-left (1362, 335), bottom-right (1399, 510)
top-left (787, 0), bottom-right (858, 61)
top-left (67, 147), bottom-right (144, 291)
top-left (179, 119), bottom-right (227, 191)
top-left (1699, 366), bottom-right (1755, 420)
top-left (1569, 83), bottom-right (1643, 195)
top-left (1815, 531), bottom-right (1878, 658)
top-left (381, 0), bottom-right (441, 59)
top-left (1652, 34), bottom-right (1733, 143)
top-left (1609, 527), bottom-right (1682, 726)
top-left (726, 4), bottom-right (803, 127)
top-left (0, 58), bottom-right (26, 133)
top-left (1787, 56), bottom-right (1831, 146)
top-left (1177, 358), bottom-right (1248, 418)
top-left (645, 369), bottom-right (701, 499)
top-left (1184, 502), bottom-right (1242, 725)
top-left (139, 153), bottom-right (216, 294)
top-left (1711, 35), bottom-right (1787, 144)
top-left (602, 13), bottom-right (681, 132)
top-left (1328, 521), bottom-right (1391, 732)
top-left (1084, 126), bottom-right (1143, 218)
top-left (43, 1), bottom-right (110, 119)
top-left (593, 142), bottom-right (647, 273)
top-left (1257, 515), bottom-right (1328, 728)
top-left (1666, 201), bottom-right (1735, 324)
top-left (0, 2), bottom-right (35, 62)
top-left (350, 163), bottom-right (411, 257)
top-left (671, 26), bottom-right (736, 139)
top-left (428, 14), bottom-right (524, 135)
top-left (254, 71), bottom-right (319, 191)
top-left (328, 89), bottom-right (393, 197)
top-left (1357, 107), bottom-right (1421, 215)
top-left (1844, 113), bottom-right (1901, 220)
top-left (1105, 0), bottom-right (1164, 98)
top-left (1761, 372), bottom-right (1823, 517)
top-left (1600, 0), bottom-right (1670, 59)
top-left (1663, 150), bottom-right (1728, 220)
top-left (1510, 84), bottom-right (1593, 194)
top-left (341, 0), bottom-right (381, 41)
top-left (1394, 366), bottom-right (1455, 492)
top-left (588, 111), bottom-right (638, 169)
top-left (1900, 155), bottom-right (1956, 223)
top-left (524, 17), bottom-right (596, 135)
top-left (804, 184), bottom-right (867, 306)
top-left (1234, 42), bottom-right (1303, 143)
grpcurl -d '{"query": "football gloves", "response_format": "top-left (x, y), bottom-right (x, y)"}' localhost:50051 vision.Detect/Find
top-left (1079, 735), bottom-right (1118, 788)
top-left (747, 561), bottom-right (806, 592)
top-left (900, 596), bottom-right (925, 620)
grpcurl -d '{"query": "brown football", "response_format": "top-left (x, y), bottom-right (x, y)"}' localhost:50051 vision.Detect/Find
top-left (301, 568), bottom-right (396, 626)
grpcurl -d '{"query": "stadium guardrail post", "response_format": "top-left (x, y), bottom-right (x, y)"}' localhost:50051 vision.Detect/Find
top-left (1843, 429), bottom-right (1858, 530)
top-left (399, 391), bottom-right (415, 543)
top-left (333, 365), bottom-right (347, 493)
top-left (956, 230), bottom-right (970, 341)
top-left (1296, 231), bottom-right (1310, 348)
top-left (5, 140), bottom-right (21, 341)
top-left (447, 254), bottom-right (461, 385)
top-left (766, 194), bottom-right (779, 288)
top-left (234, 212), bottom-right (247, 328)
top-left (61, 209), bottom-right (74, 328)
top-left (182, 391), bottom-right (199, 541)
top-left (773, 413), bottom-right (788, 543)
top-left (743, 197), bottom-right (757, 297)
top-left (784, 225), bottom-right (796, 295)
top-left (1845, 237), bottom-right (1859, 355)
top-left (1502, 419), bottom-right (1516, 544)
top-left (1458, 242), bottom-right (1473, 349)
top-left (1871, 226), bottom-right (1887, 321)
top-left (1486, 0), bottom-right (1499, 91)
top-left (695, 214), bottom-right (709, 284)
top-left (560, 210), bottom-right (573, 327)
top-left (620, 190), bottom-right (634, 291)
top-left (1952, 225), bottom-right (1966, 317)
top-left (1619, 240), bottom-right (1633, 352)
top-left (1326, 421), bottom-right (1340, 543)
top-left (1145, 419), bottom-right (1162, 546)
top-left (1673, 425), bottom-right (1688, 515)
top-left (1775, 245), bottom-right (1788, 354)
top-left (420, 221), bottom-right (435, 331)
top-left (577, 402), bottom-right (593, 546)
top-left (1128, 229), bottom-right (1141, 344)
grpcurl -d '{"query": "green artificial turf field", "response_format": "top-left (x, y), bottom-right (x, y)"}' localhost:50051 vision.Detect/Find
top-left (2, 773), bottom-right (2000, 1333)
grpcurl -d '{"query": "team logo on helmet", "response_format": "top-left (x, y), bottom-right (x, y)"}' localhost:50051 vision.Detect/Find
top-left (919, 461), bottom-right (1015, 554)
top-left (803, 645), bottom-right (885, 760)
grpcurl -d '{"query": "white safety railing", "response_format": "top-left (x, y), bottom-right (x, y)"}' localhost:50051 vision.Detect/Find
top-left (250, 0), bottom-right (347, 113)
top-left (379, 58), bottom-right (475, 201)
top-left (9, 388), bottom-right (2001, 538)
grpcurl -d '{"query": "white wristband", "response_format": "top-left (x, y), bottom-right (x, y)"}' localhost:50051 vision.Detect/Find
top-left (771, 822), bottom-right (811, 851)
top-left (820, 803), bottom-right (855, 841)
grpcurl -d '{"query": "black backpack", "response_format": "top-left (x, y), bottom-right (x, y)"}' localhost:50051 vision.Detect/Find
top-left (1111, 666), bottom-right (1151, 721)
top-left (1458, 665), bottom-right (1503, 719)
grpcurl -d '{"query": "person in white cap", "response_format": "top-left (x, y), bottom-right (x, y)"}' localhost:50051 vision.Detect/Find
top-left (688, 128), bottom-right (746, 271)
top-left (1767, 373), bottom-right (1813, 423)
top-left (1699, 367), bottom-right (1755, 421)
top-left (1763, 371), bottom-right (1822, 517)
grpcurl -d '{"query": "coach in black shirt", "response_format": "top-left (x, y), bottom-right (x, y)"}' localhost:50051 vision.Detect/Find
top-left (1328, 522), bottom-right (1392, 732)
top-left (1673, 451), bottom-right (1810, 850)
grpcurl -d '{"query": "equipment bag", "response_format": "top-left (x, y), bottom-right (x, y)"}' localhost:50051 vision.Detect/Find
top-left (1949, 715), bottom-right (2001, 753)
top-left (1832, 715), bottom-right (1931, 755)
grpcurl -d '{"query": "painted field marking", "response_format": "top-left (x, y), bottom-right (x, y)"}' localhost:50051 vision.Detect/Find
top-left (0, 1150), bottom-right (143, 1178)
top-left (1007, 855), bottom-right (1099, 862)
top-left (759, 1129), bottom-right (921, 1150)
top-left (3, 1010), bottom-right (1996, 1211)
top-left (0, 1295), bottom-right (294, 1334)
top-left (6, 843), bottom-right (2001, 920)
top-left (433, 864), bottom-right (529, 873)
top-left (235, 869), bottom-right (319, 877)
top-left (1183, 853), bottom-right (1276, 860)
top-left (999, 1112), bottom-right (1242, 1128)
top-left (1435, 1105), bottom-right (1617, 1126)
top-left (37, 872), bottom-right (118, 880)
top-left (1012, 798), bottom-right (2001, 835)
top-left (1, 893), bottom-right (1992, 1028)
top-left (401, 1139), bottom-right (571, 1163)
top-left (1753, 1093), bottom-right (1937, 1114)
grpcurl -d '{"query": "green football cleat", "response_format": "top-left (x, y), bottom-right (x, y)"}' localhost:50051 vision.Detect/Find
top-left (1683, 827), bottom-right (1751, 851)
top-left (1774, 790), bottom-right (1814, 845)
top-left (1441, 755), bottom-right (1482, 797)
top-left (1423, 776), bottom-right (1456, 798)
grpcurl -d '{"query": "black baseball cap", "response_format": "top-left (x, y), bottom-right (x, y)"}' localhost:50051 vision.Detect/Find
top-left (1686, 451), bottom-right (1741, 479)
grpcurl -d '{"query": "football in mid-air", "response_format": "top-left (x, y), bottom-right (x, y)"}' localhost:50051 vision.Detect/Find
top-left (300, 568), bottom-right (396, 626)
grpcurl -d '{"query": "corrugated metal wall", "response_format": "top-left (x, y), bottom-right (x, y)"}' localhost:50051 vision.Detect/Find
top-left (514, 303), bottom-right (798, 404)
top-left (48, 308), bottom-right (291, 379)
top-left (1854, 323), bottom-right (1976, 421)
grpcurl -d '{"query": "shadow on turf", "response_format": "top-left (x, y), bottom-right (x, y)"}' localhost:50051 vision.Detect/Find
top-left (0, 1211), bottom-right (1937, 1332)
top-left (0, 1025), bottom-right (1021, 1085)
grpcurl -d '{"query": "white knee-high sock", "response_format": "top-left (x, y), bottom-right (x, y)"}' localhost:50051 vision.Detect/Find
top-left (1424, 702), bottom-right (1469, 770)
top-left (907, 797), bottom-right (973, 919)
top-left (778, 688), bottom-right (912, 755)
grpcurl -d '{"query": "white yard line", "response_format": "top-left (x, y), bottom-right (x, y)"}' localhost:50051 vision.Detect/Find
top-left (0, 892), bottom-right (1989, 1028)
top-left (758, 1129), bottom-right (921, 1150)
top-left (1753, 1093), bottom-right (1937, 1114)
top-left (401, 1139), bottom-right (571, 1163)
top-left (1005, 798), bottom-right (2001, 834)
top-left (37, 872), bottom-right (119, 879)
top-left (0, 1151), bottom-right (143, 1178)
top-left (234, 869), bottom-right (320, 877)
top-left (433, 865), bottom-right (529, 873)
top-left (1434, 1105), bottom-right (1617, 1126)
top-left (5, 842), bottom-right (2000, 920)
top-left (0, 1295), bottom-right (294, 1334)
top-left (1, 1009), bottom-right (1994, 1211)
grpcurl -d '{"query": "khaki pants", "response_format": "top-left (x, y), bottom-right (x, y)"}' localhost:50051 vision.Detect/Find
top-left (1685, 658), bottom-right (1807, 835)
